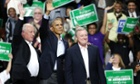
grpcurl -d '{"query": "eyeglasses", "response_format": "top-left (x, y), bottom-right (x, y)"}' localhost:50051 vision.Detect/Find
top-left (34, 12), bottom-right (42, 15)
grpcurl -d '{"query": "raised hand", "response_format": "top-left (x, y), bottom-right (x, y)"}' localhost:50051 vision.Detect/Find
top-left (105, 2), bottom-right (116, 11)
top-left (46, 0), bottom-right (54, 15)
top-left (18, 3), bottom-right (25, 18)
top-left (109, 56), bottom-right (114, 63)
top-left (5, 0), bottom-right (10, 4)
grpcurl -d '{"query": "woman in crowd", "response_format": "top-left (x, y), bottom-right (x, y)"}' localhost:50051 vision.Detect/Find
top-left (105, 54), bottom-right (125, 70)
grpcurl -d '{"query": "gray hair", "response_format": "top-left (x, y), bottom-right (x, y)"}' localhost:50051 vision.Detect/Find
top-left (33, 7), bottom-right (43, 16)
top-left (49, 17), bottom-right (63, 27)
top-left (22, 23), bottom-right (35, 31)
top-left (75, 26), bottom-right (87, 37)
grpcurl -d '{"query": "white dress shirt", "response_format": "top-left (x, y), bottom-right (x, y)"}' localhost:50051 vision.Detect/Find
top-left (0, 70), bottom-right (10, 84)
top-left (112, 66), bottom-right (121, 71)
top-left (54, 38), bottom-right (65, 70)
top-left (26, 40), bottom-right (39, 77)
top-left (128, 11), bottom-right (137, 18)
top-left (78, 44), bottom-right (90, 78)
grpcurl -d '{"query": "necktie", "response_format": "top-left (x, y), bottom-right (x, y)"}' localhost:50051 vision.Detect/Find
top-left (131, 13), bottom-right (134, 17)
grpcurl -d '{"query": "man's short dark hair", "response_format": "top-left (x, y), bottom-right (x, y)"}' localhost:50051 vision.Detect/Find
top-left (126, 0), bottom-right (137, 6)
top-left (49, 17), bottom-right (63, 27)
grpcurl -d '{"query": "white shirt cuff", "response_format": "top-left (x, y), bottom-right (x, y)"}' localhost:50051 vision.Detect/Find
top-left (134, 73), bottom-right (137, 76)
top-left (0, 70), bottom-right (10, 84)
top-left (19, 16), bottom-right (24, 20)
top-left (44, 14), bottom-right (49, 19)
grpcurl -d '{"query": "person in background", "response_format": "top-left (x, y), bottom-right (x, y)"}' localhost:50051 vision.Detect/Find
top-left (105, 54), bottom-right (125, 70)
top-left (106, 1), bottom-right (127, 42)
top-left (124, 0), bottom-right (140, 18)
top-left (5, 7), bottom-right (18, 43)
top-left (87, 6), bottom-right (113, 64)
top-left (87, 23), bottom-right (105, 64)
top-left (130, 50), bottom-right (140, 84)
top-left (29, 7), bottom-right (43, 54)
top-left (0, 54), bottom-right (13, 84)
top-left (105, 22), bottom-right (133, 66)
top-left (133, 22), bottom-right (140, 61)
top-left (63, 6), bottom-right (75, 42)
top-left (64, 33), bottom-right (74, 47)
top-left (65, 27), bottom-right (106, 84)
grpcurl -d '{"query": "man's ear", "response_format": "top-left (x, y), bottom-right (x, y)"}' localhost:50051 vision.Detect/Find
top-left (50, 27), bottom-right (53, 31)
top-left (21, 31), bottom-right (24, 37)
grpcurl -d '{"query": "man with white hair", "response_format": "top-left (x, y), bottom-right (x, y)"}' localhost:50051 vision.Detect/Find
top-left (11, 3), bottom-right (39, 84)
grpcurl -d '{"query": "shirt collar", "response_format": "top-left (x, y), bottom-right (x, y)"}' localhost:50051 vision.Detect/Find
top-left (25, 40), bottom-right (32, 45)
top-left (78, 43), bottom-right (88, 50)
top-left (58, 36), bottom-right (63, 41)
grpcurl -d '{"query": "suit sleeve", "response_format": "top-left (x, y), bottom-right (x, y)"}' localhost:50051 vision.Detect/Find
top-left (105, 62), bottom-right (113, 70)
top-left (65, 50), bottom-right (73, 84)
top-left (12, 19), bottom-right (24, 44)
top-left (39, 15), bottom-right (49, 42)
top-left (12, 19), bottom-right (24, 58)
top-left (96, 48), bottom-right (107, 84)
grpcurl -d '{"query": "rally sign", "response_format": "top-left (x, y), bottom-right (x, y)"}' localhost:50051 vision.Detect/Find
top-left (122, 17), bottom-right (139, 33)
top-left (52, 0), bottom-right (73, 8)
top-left (24, 1), bottom-right (45, 17)
top-left (105, 69), bottom-right (133, 84)
top-left (0, 42), bottom-right (11, 61)
top-left (70, 4), bottom-right (98, 27)
top-left (117, 19), bottom-right (126, 34)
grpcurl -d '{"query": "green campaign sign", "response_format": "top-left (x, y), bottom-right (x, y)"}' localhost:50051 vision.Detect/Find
top-left (105, 69), bottom-right (133, 84)
top-left (52, 0), bottom-right (73, 8)
top-left (122, 17), bottom-right (139, 33)
top-left (70, 4), bottom-right (98, 27)
top-left (24, 1), bottom-right (45, 17)
top-left (0, 42), bottom-right (11, 61)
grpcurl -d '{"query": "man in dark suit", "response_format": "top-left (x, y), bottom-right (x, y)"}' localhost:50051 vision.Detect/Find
top-left (130, 51), bottom-right (140, 84)
top-left (124, 0), bottom-right (140, 61)
top-left (39, 2), bottom-right (68, 84)
top-left (11, 3), bottom-right (39, 84)
top-left (65, 27), bottom-right (106, 84)
top-left (124, 0), bottom-right (140, 18)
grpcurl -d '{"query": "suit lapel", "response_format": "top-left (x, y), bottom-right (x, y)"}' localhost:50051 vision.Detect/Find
top-left (63, 39), bottom-right (68, 53)
top-left (50, 32), bottom-right (58, 64)
top-left (75, 44), bottom-right (86, 68)
top-left (88, 46), bottom-right (92, 69)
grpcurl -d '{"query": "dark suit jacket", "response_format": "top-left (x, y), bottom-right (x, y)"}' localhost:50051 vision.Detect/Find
top-left (130, 61), bottom-right (140, 84)
top-left (65, 44), bottom-right (106, 84)
top-left (11, 19), bottom-right (36, 79)
top-left (105, 62), bottom-right (124, 70)
top-left (39, 17), bottom-right (68, 84)
top-left (124, 11), bottom-right (140, 17)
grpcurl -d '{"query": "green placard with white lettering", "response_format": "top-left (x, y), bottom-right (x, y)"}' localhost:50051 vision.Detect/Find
top-left (70, 4), bottom-right (98, 27)
top-left (122, 17), bottom-right (139, 33)
top-left (52, 0), bottom-right (74, 8)
top-left (105, 69), bottom-right (133, 84)
top-left (0, 42), bottom-right (11, 61)
top-left (24, 1), bottom-right (45, 17)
